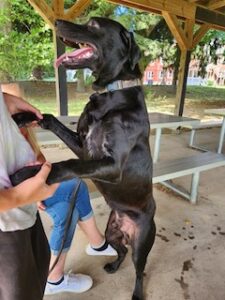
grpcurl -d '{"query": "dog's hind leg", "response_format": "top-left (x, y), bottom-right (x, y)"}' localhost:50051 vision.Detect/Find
top-left (104, 210), bottom-right (128, 273)
top-left (131, 215), bottom-right (156, 300)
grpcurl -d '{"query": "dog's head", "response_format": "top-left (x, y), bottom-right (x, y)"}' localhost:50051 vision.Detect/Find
top-left (55, 17), bottom-right (142, 90)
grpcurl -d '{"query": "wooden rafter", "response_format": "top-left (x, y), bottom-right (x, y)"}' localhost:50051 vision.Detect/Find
top-left (27, 0), bottom-right (55, 28)
top-left (196, 6), bottom-right (225, 31)
top-left (64, 0), bottom-right (92, 20)
top-left (192, 23), bottom-right (210, 48)
top-left (162, 12), bottom-right (189, 50)
top-left (207, 0), bottom-right (225, 10)
top-left (52, 0), bottom-right (65, 17)
top-left (108, 0), bottom-right (196, 19)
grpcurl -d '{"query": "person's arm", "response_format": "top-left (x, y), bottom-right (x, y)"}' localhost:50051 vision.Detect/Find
top-left (0, 162), bottom-right (59, 212)
top-left (3, 92), bottom-right (42, 119)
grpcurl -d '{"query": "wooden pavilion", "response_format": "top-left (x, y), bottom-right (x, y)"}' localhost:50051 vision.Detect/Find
top-left (27, 0), bottom-right (225, 116)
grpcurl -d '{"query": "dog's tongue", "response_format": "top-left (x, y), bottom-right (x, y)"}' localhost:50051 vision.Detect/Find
top-left (55, 47), bottom-right (93, 68)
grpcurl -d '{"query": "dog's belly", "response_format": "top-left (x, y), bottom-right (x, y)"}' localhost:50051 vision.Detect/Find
top-left (113, 211), bottom-right (140, 245)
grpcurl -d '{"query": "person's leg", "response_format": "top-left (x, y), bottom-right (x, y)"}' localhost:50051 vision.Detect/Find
top-left (76, 181), bottom-right (117, 256)
top-left (43, 179), bottom-right (117, 295)
top-left (43, 179), bottom-right (93, 295)
top-left (45, 178), bottom-right (116, 262)
top-left (31, 213), bottom-right (50, 294)
top-left (78, 215), bottom-right (104, 247)
top-left (0, 216), bottom-right (49, 300)
top-left (48, 252), bottom-right (67, 281)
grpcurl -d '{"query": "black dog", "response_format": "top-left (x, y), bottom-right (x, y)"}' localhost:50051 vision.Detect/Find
top-left (11, 17), bottom-right (156, 300)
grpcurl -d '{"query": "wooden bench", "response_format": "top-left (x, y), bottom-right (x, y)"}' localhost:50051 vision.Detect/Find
top-left (187, 120), bottom-right (222, 151)
top-left (153, 151), bottom-right (225, 204)
top-left (35, 117), bottom-right (225, 205)
top-left (89, 152), bottom-right (225, 204)
top-left (57, 115), bottom-right (78, 127)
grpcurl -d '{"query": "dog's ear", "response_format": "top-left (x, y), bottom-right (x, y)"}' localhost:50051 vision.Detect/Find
top-left (120, 30), bottom-right (141, 70)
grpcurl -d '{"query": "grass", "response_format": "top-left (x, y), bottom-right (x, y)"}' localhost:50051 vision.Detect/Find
top-left (24, 83), bottom-right (225, 120)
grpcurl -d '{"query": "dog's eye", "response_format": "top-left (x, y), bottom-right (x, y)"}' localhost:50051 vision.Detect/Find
top-left (88, 19), bottom-right (100, 29)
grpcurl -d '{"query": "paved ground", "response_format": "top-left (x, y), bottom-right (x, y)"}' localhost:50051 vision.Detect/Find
top-left (40, 127), bottom-right (225, 300)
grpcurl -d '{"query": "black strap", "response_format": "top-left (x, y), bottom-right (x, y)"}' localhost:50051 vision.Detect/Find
top-left (48, 179), bottom-right (82, 275)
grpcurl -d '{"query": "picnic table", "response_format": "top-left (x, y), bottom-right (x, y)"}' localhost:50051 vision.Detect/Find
top-left (36, 112), bottom-right (225, 204)
top-left (204, 108), bottom-right (225, 154)
top-left (150, 112), bottom-right (200, 163)
top-left (36, 112), bottom-right (200, 163)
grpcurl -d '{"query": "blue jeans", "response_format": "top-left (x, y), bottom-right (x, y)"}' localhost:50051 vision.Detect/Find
top-left (43, 179), bottom-right (93, 255)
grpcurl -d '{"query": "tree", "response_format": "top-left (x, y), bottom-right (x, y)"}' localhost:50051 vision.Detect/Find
top-left (193, 29), bottom-right (225, 78)
top-left (0, 0), bottom-right (54, 81)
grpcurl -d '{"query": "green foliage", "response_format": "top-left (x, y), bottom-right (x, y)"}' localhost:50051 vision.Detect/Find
top-left (1, 0), bottom-right (223, 84)
top-left (192, 28), bottom-right (225, 78)
top-left (0, 0), bottom-right (54, 81)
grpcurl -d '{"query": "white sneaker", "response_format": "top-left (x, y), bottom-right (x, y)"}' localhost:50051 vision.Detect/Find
top-left (86, 243), bottom-right (117, 256)
top-left (44, 273), bottom-right (93, 295)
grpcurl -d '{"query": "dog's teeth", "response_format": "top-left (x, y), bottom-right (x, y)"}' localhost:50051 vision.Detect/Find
top-left (79, 43), bottom-right (87, 48)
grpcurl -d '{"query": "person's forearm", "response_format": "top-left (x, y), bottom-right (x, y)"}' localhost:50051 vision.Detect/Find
top-left (0, 188), bottom-right (21, 212)
top-left (0, 163), bottom-right (58, 212)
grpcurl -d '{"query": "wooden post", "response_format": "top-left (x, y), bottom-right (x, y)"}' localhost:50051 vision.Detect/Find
top-left (53, 31), bottom-right (68, 116)
top-left (174, 49), bottom-right (191, 116)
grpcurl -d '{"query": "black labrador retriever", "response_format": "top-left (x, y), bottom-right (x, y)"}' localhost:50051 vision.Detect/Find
top-left (11, 17), bottom-right (156, 300)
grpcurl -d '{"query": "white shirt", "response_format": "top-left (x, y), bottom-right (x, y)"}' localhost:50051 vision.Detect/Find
top-left (0, 87), bottom-right (37, 231)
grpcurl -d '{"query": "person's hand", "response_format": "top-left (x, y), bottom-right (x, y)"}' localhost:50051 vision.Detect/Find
top-left (14, 162), bottom-right (59, 205)
top-left (3, 92), bottom-right (43, 119)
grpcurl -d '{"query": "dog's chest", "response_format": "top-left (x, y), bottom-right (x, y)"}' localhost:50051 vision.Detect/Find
top-left (84, 122), bottom-right (110, 159)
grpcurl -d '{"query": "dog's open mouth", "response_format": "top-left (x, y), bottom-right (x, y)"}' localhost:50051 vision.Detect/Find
top-left (55, 41), bottom-right (96, 69)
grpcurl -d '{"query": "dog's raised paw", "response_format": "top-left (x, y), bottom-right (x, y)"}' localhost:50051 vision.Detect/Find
top-left (38, 114), bottom-right (56, 130)
top-left (10, 165), bottom-right (42, 186)
top-left (12, 112), bottom-right (39, 128)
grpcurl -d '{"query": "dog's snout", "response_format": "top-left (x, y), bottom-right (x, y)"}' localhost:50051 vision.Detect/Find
top-left (55, 19), bottom-right (65, 28)
top-left (55, 20), bottom-right (61, 27)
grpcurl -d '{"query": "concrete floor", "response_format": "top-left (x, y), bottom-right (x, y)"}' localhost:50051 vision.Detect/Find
top-left (40, 127), bottom-right (225, 300)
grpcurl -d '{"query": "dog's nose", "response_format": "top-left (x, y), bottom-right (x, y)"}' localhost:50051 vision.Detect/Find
top-left (55, 20), bottom-right (60, 27)
top-left (55, 19), bottom-right (65, 27)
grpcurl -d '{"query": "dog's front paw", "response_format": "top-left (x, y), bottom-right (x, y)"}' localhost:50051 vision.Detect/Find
top-left (10, 165), bottom-right (42, 186)
top-left (38, 114), bottom-right (56, 130)
top-left (12, 112), bottom-right (39, 128)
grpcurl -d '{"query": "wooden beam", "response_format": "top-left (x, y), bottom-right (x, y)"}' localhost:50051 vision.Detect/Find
top-left (196, 6), bottom-right (225, 30)
top-left (108, 0), bottom-right (196, 19)
top-left (64, 0), bottom-right (91, 20)
top-left (162, 12), bottom-right (189, 50)
top-left (174, 49), bottom-right (191, 116)
top-left (52, 0), bottom-right (65, 18)
top-left (53, 31), bottom-right (68, 116)
top-left (207, 0), bottom-right (225, 10)
top-left (27, 0), bottom-right (55, 28)
top-left (184, 18), bottom-right (195, 48)
top-left (192, 24), bottom-right (210, 48)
